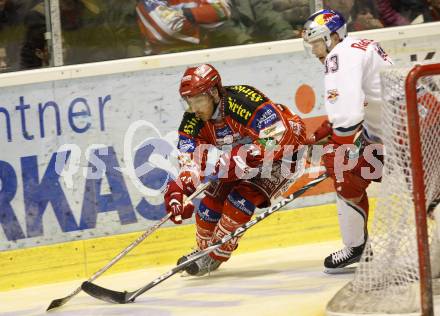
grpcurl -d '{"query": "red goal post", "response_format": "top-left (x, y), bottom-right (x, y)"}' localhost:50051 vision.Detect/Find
top-left (406, 63), bottom-right (440, 316)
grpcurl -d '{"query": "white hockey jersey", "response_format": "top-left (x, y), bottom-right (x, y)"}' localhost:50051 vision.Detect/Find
top-left (323, 36), bottom-right (393, 143)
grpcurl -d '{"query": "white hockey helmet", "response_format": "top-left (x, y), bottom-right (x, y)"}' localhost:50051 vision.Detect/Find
top-left (302, 9), bottom-right (347, 50)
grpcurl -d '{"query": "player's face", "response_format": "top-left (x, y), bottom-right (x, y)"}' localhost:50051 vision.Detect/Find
top-left (309, 39), bottom-right (328, 64)
top-left (185, 93), bottom-right (215, 121)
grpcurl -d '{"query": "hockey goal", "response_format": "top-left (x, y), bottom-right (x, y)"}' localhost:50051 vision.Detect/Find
top-left (326, 63), bottom-right (440, 316)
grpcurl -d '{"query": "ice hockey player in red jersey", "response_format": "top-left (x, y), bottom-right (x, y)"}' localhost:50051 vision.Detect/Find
top-left (164, 63), bottom-right (306, 276)
top-left (302, 9), bottom-right (394, 273)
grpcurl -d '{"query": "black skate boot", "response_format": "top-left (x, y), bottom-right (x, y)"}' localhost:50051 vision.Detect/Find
top-left (324, 243), bottom-right (366, 274)
top-left (177, 250), bottom-right (222, 276)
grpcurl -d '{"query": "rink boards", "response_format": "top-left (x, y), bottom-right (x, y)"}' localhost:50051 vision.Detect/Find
top-left (0, 201), bottom-right (355, 291)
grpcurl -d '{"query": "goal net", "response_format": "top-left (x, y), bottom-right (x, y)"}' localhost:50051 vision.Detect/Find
top-left (326, 63), bottom-right (440, 316)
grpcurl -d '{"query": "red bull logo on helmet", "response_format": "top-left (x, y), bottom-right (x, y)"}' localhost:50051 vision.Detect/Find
top-left (314, 12), bottom-right (335, 25)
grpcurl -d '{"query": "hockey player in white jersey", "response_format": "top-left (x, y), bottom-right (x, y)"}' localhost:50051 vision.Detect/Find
top-left (302, 9), bottom-right (393, 273)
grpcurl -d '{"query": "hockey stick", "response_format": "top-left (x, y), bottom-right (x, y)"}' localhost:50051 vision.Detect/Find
top-left (81, 173), bottom-right (328, 304)
top-left (46, 181), bottom-right (210, 311)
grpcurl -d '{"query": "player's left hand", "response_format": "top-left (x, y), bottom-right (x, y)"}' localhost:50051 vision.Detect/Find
top-left (164, 180), bottom-right (195, 224)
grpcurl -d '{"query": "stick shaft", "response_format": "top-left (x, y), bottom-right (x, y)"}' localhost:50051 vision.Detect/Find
top-left (128, 174), bottom-right (327, 301)
top-left (47, 181), bottom-right (209, 310)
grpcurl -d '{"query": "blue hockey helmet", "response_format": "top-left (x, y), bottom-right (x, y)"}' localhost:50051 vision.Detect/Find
top-left (303, 9), bottom-right (347, 49)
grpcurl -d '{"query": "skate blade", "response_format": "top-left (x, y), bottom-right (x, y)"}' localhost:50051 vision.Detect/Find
top-left (324, 266), bottom-right (357, 275)
top-left (180, 271), bottom-right (193, 278)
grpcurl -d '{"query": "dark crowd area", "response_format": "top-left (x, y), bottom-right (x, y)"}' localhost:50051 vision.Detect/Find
top-left (0, 0), bottom-right (439, 73)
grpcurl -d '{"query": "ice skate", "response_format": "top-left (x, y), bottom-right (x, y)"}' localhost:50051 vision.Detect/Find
top-left (324, 243), bottom-right (366, 274)
top-left (177, 250), bottom-right (222, 276)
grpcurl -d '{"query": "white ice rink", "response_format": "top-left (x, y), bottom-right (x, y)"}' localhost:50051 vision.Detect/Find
top-left (0, 241), bottom-right (353, 316)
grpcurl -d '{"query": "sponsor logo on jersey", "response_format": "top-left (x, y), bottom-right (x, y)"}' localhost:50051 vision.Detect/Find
top-left (231, 85), bottom-right (264, 103)
top-left (178, 136), bottom-right (196, 153)
top-left (258, 120), bottom-right (285, 145)
top-left (182, 116), bottom-right (201, 135)
top-left (227, 97), bottom-right (253, 120)
top-left (228, 192), bottom-right (255, 216)
top-left (261, 125), bottom-right (277, 137)
top-left (197, 203), bottom-right (221, 223)
top-left (327, 89), bottom-right (339, 104)
top-left (373, 43), bottom-right (390, 62)
top-left (351, 39), bottom-right (374, 51)
top-left (215, 125), bottom-right (233, 138)
top-left (255, 106), bottom-right (278, 130)
top-left (215, 125), bottom-right (239, 145)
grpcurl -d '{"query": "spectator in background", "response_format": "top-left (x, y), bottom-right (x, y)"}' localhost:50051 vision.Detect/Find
top-left (427, 0), bottom-right (440, 21)
top-left (376, 0), bottom-right (440, 25)
top-left (0, 0), bottom-right (25, 72)
top-left (397, 0), bottom-right (439, 23)
top-left (57, 0), bottom-right (105, 64)
top-left (324, 0), bottom-right (383, 31)
top-left (374, 0), bottom-right (413, 26)
top-left (50, 0), bottom-right (111, 63)
top-left (23, 0), bottom-right (45, 28)
top-left (165, 0), bottom-right (301, 52)
top-left (0, 46), bottom-right (9, 72)
top-left (323, 0), bottom-right (354, 19)
top-left (61, 0), bottom-right (145, 63)
top-left (20, 24), bottom-right (48, 69)
top-left (274, 0), bottom-right (382, 34)
top-left (100, 0), bottom-right (145, 60)
top-left (136, 0), bottom-right (231, 55)
top-left (0, 0), bottom-right (22, 26)
top-left (23, 0), bottom-right (145, 65)
top-left (223, 0), bottom-right (300, 43)
top-left (272, 0), bottom-right (311, 37)
top-left (350, 1), bottom-right (383, 30)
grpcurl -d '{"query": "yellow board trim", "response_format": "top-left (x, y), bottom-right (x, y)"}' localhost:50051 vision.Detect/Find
top-left (0, 200), bottom-right (376, 291)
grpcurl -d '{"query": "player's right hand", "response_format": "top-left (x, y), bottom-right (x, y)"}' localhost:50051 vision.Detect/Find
top-left (164, 180), bottom-right (195, 224)
top-left (209, 144), bottom-right (263, 182)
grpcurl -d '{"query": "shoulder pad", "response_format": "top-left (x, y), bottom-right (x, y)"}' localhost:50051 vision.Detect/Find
top-left (224, 85), bottom-right (270, 125)
top-left (178, 112), bottom-right (204, 137)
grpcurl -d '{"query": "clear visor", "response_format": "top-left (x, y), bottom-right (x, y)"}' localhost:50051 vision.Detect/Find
top-left (182, 93), bottom-right (211, 113)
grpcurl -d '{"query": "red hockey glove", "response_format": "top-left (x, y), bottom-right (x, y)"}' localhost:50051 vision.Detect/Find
top-left (176, 170), bottom-right (199, 196)
top-left (322, 138), bottom-right (360, 183)
top-left (305, 119), bottom-right (332, 145)
top-left (164, 180), bottom-right (195, 224)
top-left (322, 142), bottom-right (337, 178)
top-left (210, 144), bottom-right (264, 182)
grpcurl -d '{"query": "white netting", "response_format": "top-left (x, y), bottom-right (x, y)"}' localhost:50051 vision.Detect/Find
top-left (326, 64), bottom-right (440, 316)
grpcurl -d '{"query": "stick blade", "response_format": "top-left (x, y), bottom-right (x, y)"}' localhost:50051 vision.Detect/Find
top-left (81, 281), bottom-right (130, 304)
top-left (46, 297), bottom-right (70, 311)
